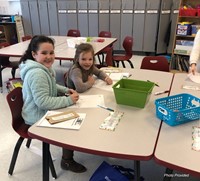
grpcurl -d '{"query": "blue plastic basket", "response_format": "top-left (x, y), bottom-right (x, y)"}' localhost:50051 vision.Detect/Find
top-left (155, 93), bottom-right (200, 126)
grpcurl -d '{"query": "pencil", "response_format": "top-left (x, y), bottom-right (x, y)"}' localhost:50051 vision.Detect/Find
top-left (97, 105), bottom-right (114, 112)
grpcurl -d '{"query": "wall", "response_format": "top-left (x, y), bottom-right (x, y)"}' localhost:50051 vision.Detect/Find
top-left (0, 0), bottom-right (21, 15)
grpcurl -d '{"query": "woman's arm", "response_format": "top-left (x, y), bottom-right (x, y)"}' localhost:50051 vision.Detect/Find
top-left (189, 30), bottom-right (200, 74)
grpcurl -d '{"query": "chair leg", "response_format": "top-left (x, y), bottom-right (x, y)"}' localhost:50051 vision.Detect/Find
top-left (60, 60), bottom-right (62, 66)
top-left (0, 67), bottom-right (3, 92)
top-left (26, 139), bottom-right (32, 148)
top-left (101, 53), bottom-right (105, 64)
top-left (97, 54), bottom-right (102, 65)
top-left (49, 151), bottom-right (57, 179)
top-left (11, 68), bottom-right (16, 79)
top-left (127, 60), bottom-right (134, 68)
top-left (121, 61), bottom-right (126, 68)
top-left (8, 137), bottom-right (24, 175)
top-left (115, 61), bottom-right (119, 67)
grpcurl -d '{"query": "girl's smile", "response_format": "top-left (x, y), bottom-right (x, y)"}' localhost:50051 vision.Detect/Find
top-left (78, 51), bottom-right (94, 70)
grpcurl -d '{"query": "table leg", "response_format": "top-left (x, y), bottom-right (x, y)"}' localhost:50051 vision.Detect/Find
top-left (134, 160), bottom-right (140, 181)
top-left (0, 66), bottom-right (3, 93)
top-left (43, 142), bottom-right (49, 181)
top-left (163, 168), bottom-right (173, 181)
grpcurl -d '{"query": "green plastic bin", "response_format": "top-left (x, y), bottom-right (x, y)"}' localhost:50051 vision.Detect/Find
top-left (112, 79), bottom-right (154, 108)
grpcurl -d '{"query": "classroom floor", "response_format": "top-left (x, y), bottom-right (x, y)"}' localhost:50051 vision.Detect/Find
top-left (0, 55), bottom-right (199, 181)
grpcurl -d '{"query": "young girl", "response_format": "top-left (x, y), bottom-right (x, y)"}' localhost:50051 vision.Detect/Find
top-left (19, 35), bottom-right (86, 173)
top-left (65, 43), bottom-right (113, 93)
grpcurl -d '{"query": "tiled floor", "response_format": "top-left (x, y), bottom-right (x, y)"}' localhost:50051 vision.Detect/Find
top-left (0, 55), bottom-right (199, 181)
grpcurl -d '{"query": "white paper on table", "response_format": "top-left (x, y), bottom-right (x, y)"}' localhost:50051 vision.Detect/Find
top-left (37, 111), bottom-right (86, 130)
top-left (93, 79), bottom-right (115, 92)
top-left (100, 67), bottom-right (122, 73)
top-left (69, 94), bottom-right (105, 108)
top-left (106, 72), bottom-right (131, 80)
top-left (188, 73), bottom-right (200, 84)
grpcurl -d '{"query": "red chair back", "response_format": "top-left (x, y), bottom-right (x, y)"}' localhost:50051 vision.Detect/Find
top-left (67, 29), bottom-right (81, 37)
top-left (140, 56), bottom-right (170, 72)
top-left (123, 36), bottom-right (133, 57)
top-left (6, 87), bottom-right (30, 138)
top-left (99, 31), bottom-right (111, 38)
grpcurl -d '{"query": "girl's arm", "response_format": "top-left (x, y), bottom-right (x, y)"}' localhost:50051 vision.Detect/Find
top-left (93, 66), bottom-right (113, 85)
top-left (70, 68), bottom-right (94, 93)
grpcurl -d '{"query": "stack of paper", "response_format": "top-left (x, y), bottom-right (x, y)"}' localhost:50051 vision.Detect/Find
top-left (188, 73), bottom-right (200, 84)
top-left (37, 111), bottom-right (86, 130)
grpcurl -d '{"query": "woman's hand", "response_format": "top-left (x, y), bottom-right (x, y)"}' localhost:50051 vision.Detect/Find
top-left (190, 63), bottom-right (197, 75)
top-left (105, 76), bottom-right (113, 85)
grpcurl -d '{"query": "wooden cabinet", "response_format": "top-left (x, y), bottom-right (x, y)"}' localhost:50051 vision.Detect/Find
top-left (171, 0), bottom-right (200, 72)
top-left (0, 24), bottom-right (16, 44)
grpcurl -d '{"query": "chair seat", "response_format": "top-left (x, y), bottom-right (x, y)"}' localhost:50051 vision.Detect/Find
top-left (113, 55), bottom-right (132, 61)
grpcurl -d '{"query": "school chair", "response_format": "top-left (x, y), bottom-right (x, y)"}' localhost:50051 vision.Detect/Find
top-left (112, 36), bottom-right (134, 68)
top-left (21, 35), bottom-right (32, 42)
top-left (67, 29), bottom-right (81, 37)
top-left (0, 42), bottom-right (19, 92)
top-left (95, 46), bottom-right (114, 69)
top-left (140, 56), bottom-right (170, 72)
top-left (96, 31), bottom-right (112, 64)
top-left (6, 87), bottom-right (57, 178)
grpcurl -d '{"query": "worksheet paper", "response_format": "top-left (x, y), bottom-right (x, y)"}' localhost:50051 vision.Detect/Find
top-left (69, 94), bottom-right (105, 108)
top-left (106, 72), bottom-right (131, 80)
top-left (37, 111), bottom-right (86, 130)
top-left (93, 79), bottom-right (115, 92)
top-left (188, 73), bottom-right (200, 84)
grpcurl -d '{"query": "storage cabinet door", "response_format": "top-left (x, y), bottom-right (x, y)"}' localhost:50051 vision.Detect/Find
top-left (110, 0), bottom-right (121, 49)
top-left (121, 0), bottom-right (134, 50)
top-left (20, 0), bottom-right (32, 36)
top-left (167, 0), bottom-right (181, 54)
top-left (78, 0), bottom-right (88, 37)
top-left (98, 0), bottom-right (110, 32)
top-left (57, 0), bottom-right (67, 35)
top-left (29, 0), bottom-right (41, 35)
top-left (156, 0), bottom-right (173, 54)
top-left (143, 0), bottom-right (161, 52)
top-left (88, 0), bottom-right (98, 37)
top-left (38, 0), bottom-right (50, 35)
top-left (133, 0), bottom-right (146, 52)
top-left (48, 0), bottom-right (59, 35)
top-left (66, 0), bottom-right (78, 32)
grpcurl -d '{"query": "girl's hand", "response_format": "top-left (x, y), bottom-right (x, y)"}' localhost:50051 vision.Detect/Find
top-left (70, 91), bottom-right (79, 103)
top-left (189, 63), bottom-right (197, 75)
top-left (67, 89), bottom-right (76, 94)
top-left (88, 75), bottom-right (95, 85)
top-left (105, 77), bottom-right (113, 85)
